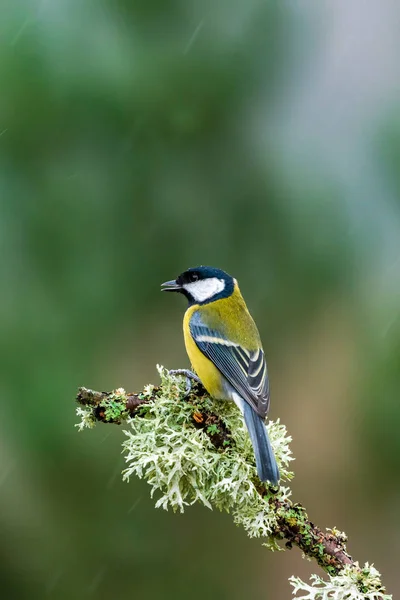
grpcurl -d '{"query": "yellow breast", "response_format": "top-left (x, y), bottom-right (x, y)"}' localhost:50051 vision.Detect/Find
top-left (183, 304), bottom-right (225, 398)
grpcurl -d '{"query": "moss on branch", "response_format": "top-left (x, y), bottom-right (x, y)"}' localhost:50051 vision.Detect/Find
top-left (75, 366), bottom-right (390, 600)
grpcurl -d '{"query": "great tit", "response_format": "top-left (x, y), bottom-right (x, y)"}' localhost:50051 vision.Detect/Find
top-left (161, 266), bottom-right (279, 485)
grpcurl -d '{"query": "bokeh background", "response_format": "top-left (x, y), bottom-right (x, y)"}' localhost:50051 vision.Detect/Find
top-left (1, 1), bottom-right (400, 598)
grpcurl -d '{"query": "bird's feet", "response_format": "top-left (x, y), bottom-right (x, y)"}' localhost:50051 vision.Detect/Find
top-left (168, 369), bottom-right (201, 397)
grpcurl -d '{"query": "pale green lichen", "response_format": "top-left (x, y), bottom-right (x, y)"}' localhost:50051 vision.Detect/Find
top-left (121, 365), bottom-right (293, 544)
top-left (290, 563), bottom-right (392, 600)
top-left (75, 367), bottom-right (391, 599)
top-left (75, 406), bottom-right (96, 431)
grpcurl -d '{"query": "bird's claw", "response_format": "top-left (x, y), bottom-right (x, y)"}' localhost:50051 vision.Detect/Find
top-left (168, 369), bottom-right (201, 397)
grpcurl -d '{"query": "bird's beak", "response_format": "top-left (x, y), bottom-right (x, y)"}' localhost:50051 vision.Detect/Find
top-left (161, 279), bottom-right (182, 292)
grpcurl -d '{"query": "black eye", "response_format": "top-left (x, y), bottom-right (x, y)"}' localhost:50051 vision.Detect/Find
top-left (190, 273), bottom-right (199, 282)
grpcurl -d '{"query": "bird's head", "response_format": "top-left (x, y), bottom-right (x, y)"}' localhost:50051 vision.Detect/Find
top-left (161, 266), bottom-right (235, 305)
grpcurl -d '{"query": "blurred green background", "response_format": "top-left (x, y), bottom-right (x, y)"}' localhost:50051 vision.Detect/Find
top-left (1, 1), bottom-right (399, 598)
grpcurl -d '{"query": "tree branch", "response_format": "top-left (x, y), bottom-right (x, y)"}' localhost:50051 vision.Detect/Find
top-left (75, 376), bottom-right (389, 598)
top-left (76, 384), bottom-right (350, 572)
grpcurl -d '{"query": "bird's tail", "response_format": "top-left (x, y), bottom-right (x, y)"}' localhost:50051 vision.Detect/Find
top-left (243, 403), bottom-right (280, 485)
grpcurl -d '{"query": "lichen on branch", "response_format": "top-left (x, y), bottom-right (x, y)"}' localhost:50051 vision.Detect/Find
top-left (290, 565), bottom-right (392, 600)
top-left (75, 365), bottom-right (391, 600)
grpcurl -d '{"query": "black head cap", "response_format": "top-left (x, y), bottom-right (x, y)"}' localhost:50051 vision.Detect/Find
top-left (161, 266), bottom-right (234, 305)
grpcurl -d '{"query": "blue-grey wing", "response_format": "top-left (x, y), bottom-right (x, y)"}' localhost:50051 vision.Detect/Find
top-left (190, 312), bottom-right (270, 418)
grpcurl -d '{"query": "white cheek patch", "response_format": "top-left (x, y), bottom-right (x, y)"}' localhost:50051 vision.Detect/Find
top-left (184, 278), bottom-right (225, 302)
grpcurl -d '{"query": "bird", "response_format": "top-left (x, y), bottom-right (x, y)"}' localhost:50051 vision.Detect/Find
top-left (161, 266), bottom-right (279, 485)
